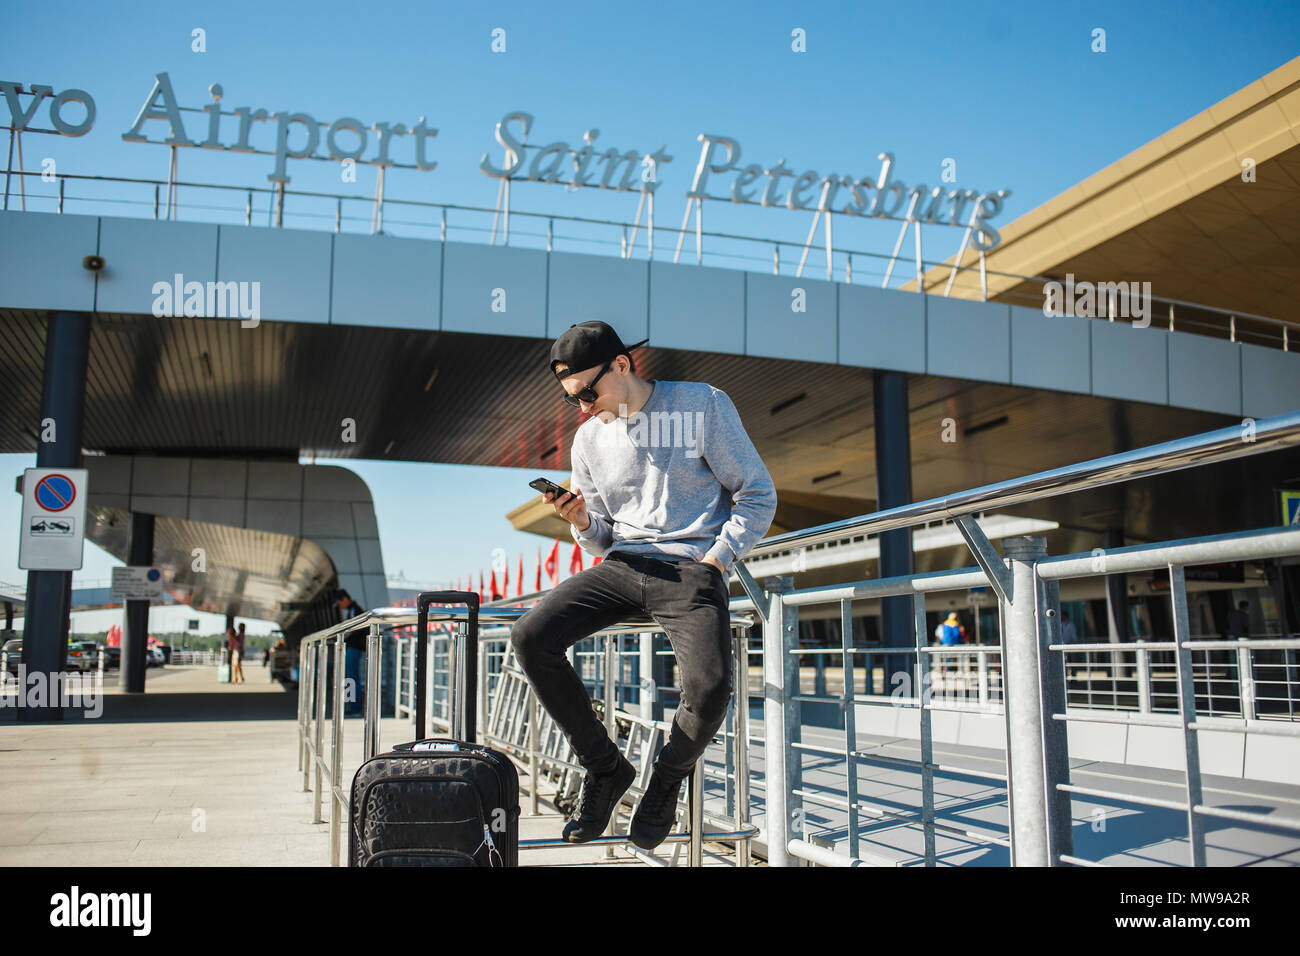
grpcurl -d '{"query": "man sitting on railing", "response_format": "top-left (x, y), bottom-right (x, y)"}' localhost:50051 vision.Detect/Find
top-left (511, 321), bottom-right (777, 850)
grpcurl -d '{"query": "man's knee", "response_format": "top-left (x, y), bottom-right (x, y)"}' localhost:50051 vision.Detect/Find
top-left (509, 612), bottom-right (549, 666)
top-left (690, 670), bottom-right (733, 726)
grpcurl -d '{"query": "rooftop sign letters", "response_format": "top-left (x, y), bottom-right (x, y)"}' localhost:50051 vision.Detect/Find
top-left (1, 73), bottom-right (1013, 248)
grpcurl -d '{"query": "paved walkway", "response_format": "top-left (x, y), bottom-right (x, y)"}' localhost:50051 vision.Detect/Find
top-left (0, 665), bottom-right (741, 866)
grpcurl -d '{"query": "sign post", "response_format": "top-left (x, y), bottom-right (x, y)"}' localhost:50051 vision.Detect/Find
top-left (18, 468), bottom-right (88, 571)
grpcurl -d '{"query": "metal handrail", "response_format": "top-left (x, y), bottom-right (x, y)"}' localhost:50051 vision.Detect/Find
top-left (297, 605), bottom-right (759, 867)
top-left (295, 411), bottom-right (1300, 868)
top-left (744, 409), bottom-right (1300, 558)
top-left (4, 165), bottom-right (1296, 345)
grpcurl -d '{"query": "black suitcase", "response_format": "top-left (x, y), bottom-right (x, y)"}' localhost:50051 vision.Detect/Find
top-left (348, 591), bottom-right (520, 867)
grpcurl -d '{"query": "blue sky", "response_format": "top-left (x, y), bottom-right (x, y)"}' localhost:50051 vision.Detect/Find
top-left (1, 1), bottom-right (1296, 606)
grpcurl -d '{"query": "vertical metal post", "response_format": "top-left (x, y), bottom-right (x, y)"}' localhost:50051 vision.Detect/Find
top-left (441, 207), bottom-right (447, 242)
top-left (913, 220), bottom-right (924, 291)
top-left (312, 641), bottom-right (326, 823)
top-left (1037, 575), bottom-right (1074, 865)
top-left (978, 249), bottom-right (988, 301)
top-left (477, 639), bottom-right (488, 744)
top-left (153, 184), bottom-right (159, 220)
top-left (547, 218), bottom-right (553, 252)
top-left (1136, 646), bottom-right (1152, 714)
top-left (689, 752), bottom-right (705, 867)
top-left (824, 206), bottom-right (833, 280)
top-left (57, 177), bottom-right (64, 213)
top-left (335, 198), bottom-right (342, 233)
top-left (529, 689), bottom-right (540, 814)
top-left (245, 190), bottom-right (252, 226)
top-left (639, 632), bottom-right (655, 720)
top-left (1237, 640), bottom-right (1256, 720)
top-left (840, 599), bottom-right (859, 860)
top-left (762, 575), bottom-right (798, 867)
top-left (299, 643), bottom-right (311, 788)
top-left (732, 625), bottom-right (751, 867)
top-left (603, 633), bottom-right (618, 856)
top-left (330, 634), bottom-right (345, 866)
top-left (694, 198), bottom-right (703, 265)
top-left (1000, 535), bottom-right (1051, 866)
top-left (366, 622), bottom-right (381, 758)
top-left (913, 593), bottom-right (935, 865)
top-left (446, 626), bottom-right (460, 738)
top-left (1169, 565), bottom-right (1207, 865)
top-left (3, 125), bottom-right (13, 210)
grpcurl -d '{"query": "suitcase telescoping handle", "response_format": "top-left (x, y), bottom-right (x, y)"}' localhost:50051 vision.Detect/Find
top-left (415, 591), bottom-right (480, 742)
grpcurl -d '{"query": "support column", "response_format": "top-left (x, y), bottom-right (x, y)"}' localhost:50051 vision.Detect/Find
top-left (119, 511), bottom-right (155, 693)
top-left (20, 310), bottom-right (91, 723)
top-left (1001, 535), bottom-right (1052, 866)
top-left (873, 371), bottom-right (915, 686)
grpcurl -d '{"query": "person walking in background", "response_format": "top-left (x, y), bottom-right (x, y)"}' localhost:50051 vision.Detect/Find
top-left (1226, 600), bottom-right (1251, 639)
top-left (938, 611), bottom-right (965, 645)
top-left (231, 622), bottom-right (247, 683)
top-left (337, 590), bottom-right (366, 718)
top-left (1060, 610), bottom-right (1078, 643)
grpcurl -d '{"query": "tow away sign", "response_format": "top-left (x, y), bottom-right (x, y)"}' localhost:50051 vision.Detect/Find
top-left (18, 468), bottom-right (88, 570)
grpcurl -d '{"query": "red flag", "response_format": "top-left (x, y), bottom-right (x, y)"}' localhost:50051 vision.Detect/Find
top-left (569, 540), bottom-right (584, 575)
top-left (502, 561), bottom-right (509, 596)
top-left (489, 568), bottom-right (499, 600)
top-left (517, 554), bottom-right (524, 597)
top-left (535, 548), bottom-right (542, 591)
top-left (544, 540), bottom-right (559, 587)
top-left (478, 570), bottom-right (485, 602)
top-left (593, 555), bottom-right (603, 565)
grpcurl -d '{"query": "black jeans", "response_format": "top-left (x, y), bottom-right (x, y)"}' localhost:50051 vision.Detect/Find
top-left (509, 551), bottom-right (733, 780)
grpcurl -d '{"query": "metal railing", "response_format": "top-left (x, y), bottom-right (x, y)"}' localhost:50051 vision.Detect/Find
top-left (712, 409), bottom-right (1300, 867)
top-left (296, 410), bottom-right (1300, 866)
top-left (4, 165), bottom-right (1296, 351)
top-left (295, 605), bottom-right (760, 867)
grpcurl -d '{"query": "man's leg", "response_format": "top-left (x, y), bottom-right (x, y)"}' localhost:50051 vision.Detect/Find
top-left (509, 559), bottom-right (639, 772)
top-left (645, 562), bottom-right (734, 778)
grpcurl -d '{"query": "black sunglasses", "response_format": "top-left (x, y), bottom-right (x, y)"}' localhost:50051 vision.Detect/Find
top-left (560, 360), bottom-right (613, 407)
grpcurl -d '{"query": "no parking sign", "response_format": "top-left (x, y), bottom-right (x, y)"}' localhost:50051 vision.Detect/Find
top-left (18, 467), bottom-right (88, 570)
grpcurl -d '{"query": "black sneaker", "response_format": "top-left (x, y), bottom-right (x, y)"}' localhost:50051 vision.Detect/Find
top-left (629, 763), bottom-right (687, 850)
top-left (562, 754), bottom-right (636, 843)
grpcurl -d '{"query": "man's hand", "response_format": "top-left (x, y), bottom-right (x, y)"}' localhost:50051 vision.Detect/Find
top-left (545, 489), bottom-right (590, 533)
top-left (700, 555), bottom-right (726, 574)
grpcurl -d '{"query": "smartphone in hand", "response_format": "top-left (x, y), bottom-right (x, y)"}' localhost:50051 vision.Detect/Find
top-left (529, 477), bottom-right (574, 504)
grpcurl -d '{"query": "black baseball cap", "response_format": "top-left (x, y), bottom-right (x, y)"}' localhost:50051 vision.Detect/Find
top-left (549, 321), bottom-right (649, 380)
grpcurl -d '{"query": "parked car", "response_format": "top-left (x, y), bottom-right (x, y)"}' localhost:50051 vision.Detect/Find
top-left (2, 639), bottom-right (21, 675)
top-left (103, 646), bottom-right (121, 670)
top-left (146, 647), bottom-right (164, 668)
top-left (66, 642), bottom-right (95, 672)
top-left (75, 641), bottom-right (100, 672)
top-left (271, 642), bottom-right (295, 685)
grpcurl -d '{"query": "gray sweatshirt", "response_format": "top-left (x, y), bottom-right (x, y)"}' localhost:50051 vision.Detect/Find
top-left (569, 379), bottom-right (777, 573)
